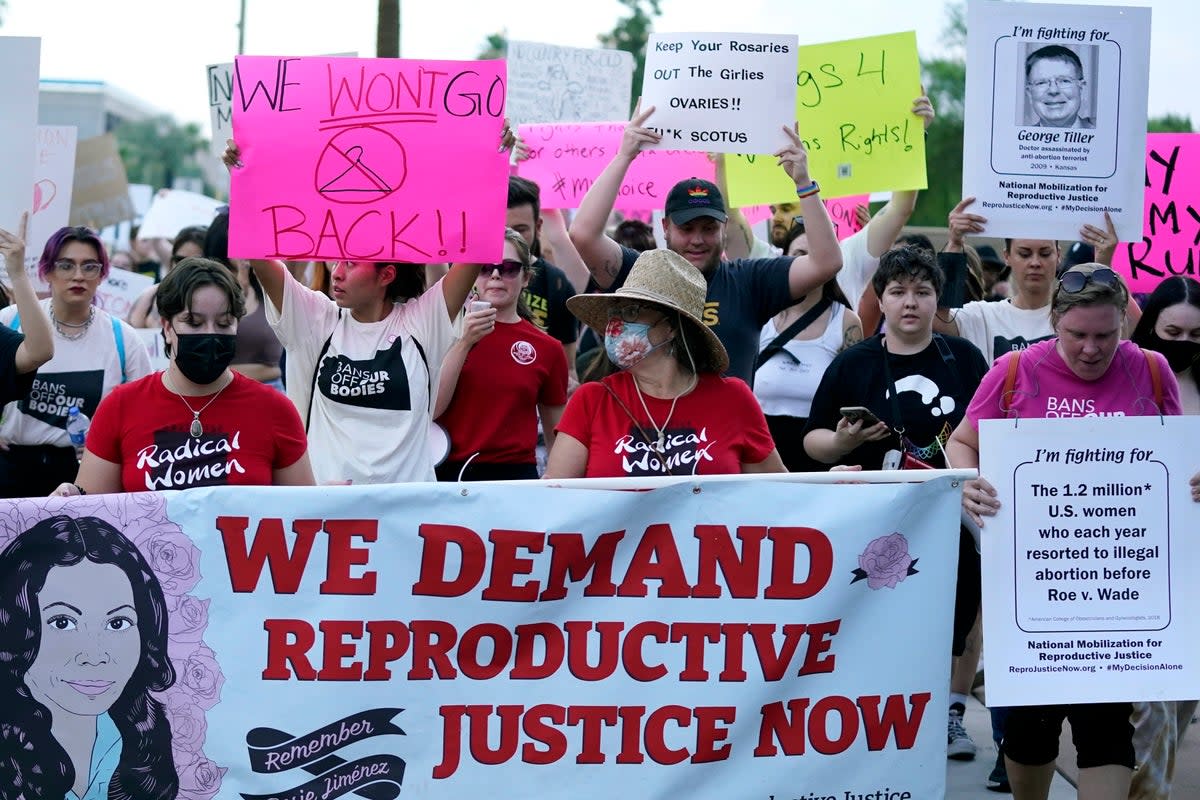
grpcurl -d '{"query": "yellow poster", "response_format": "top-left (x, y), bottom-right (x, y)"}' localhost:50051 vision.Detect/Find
top-left (726, 31), bottom-right (927, 205)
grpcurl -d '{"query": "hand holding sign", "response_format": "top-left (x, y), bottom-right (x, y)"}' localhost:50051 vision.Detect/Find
top-left (1079, 212), bottom-right (1118, 265)
top-left (774, 124), bottom-right (812, 188)
top-left (0, 213), bottom-right (29, 280)
top-left (947, 197), bottom-right (988, 248)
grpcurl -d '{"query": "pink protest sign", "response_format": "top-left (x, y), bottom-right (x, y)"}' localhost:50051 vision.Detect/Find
top-left (743, 195), bottom-right (867, 241)
top-left (516, 122), bottom-right (713, 210)
top-left (230, 56), bottom-right (509, 262)
top-left (1112, 133), bottom-right (1200, 293)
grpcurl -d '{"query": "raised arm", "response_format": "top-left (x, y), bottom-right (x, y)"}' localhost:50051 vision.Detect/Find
top-left (0, 214), bottom-right (53, 372)
top-left (934, 197), bottom-right (989, 337)
top-left (776, 125), bottom-right (841, 299)
top-left (569, 104), bottom-right (660, 289)
top-left (539, 209), bottom-right (590, 293)
top-left (433, 306), bottom-right (496, 418)
top-left (713, 153), bottom-right (757, 260)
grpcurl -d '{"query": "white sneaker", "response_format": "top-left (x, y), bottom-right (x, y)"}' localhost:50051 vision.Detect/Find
top-left (947, 704), bottom-right (977, 761)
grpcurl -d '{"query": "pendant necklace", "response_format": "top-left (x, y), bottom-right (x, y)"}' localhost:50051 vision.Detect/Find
top-left (165, 372), bottom-right (232, 438)
top-left (632, 373), bottom-right (697, 451)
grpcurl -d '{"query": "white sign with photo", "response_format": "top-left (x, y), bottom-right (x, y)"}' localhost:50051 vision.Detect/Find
top-left (640, 33), bottom-right (798, 155)
top-left (506, 40), bottom-right (634, 125)
top-left (980, 416), bottom-right (1200, 707)
top-left (962, 2), bottom-right (1152, 240)
top-left (0, 37), bottom-right (41, 234)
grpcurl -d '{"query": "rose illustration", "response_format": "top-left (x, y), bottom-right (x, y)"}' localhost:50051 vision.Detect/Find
top-left (164, 694), bottom-right (208, 754)
top-left (851, 533), bottom-right (918, 590)
top-left (138, 525), bottom-right (201, 594)
top-left (180, 645), bottom-right (225, 707)
top-left (168, 595), bottom-right (210, 644)
top-left (176, 752), bottom-right (226, 798)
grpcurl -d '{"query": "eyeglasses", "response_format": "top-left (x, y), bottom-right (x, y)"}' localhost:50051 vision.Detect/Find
top-left (53, 260), bottom-right (103, 276)
top-left (607, 303), bottom-right (669, 324)
top-left (1028, 77), bottom-right (1081, 93)
top-left (1058, 267), bottom-right (1119, 294)
top-left (480, 259), bottom-right (524, 279)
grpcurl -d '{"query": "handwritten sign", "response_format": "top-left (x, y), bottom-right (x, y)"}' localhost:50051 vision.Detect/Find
top-left (640, 33), bottom-right (798, 156)
top-left (725, 32), bottom-right (926, 206)
top-left (138, 189), bottom-right (224, 240)
top-left (506, 40), bottom-right (634, 125)
top-left (980, 416), bottom-right (1200, 705)
top-left (826, 194), bottom-right (869, 240)
top-left (69, 134), bottom-right (136, 229)
top-left (516, 123), bottom-right (714, 210)
top-left (0, 37), bottom-right (40, 233)
top-left (25, 126), bottom-right (79, 290)
top-left (95, 268), bottom-right (155, 323)
top-left (229, 56), bottom-right (509, 262)
top-left (962, 2), bottom-right (1151, 240)
top-left (1111, 133), bottom-right (1199, 292)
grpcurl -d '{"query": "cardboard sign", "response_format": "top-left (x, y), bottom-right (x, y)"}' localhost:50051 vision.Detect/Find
top-left (506, 40), bottom-right (634, 125)
top-left (516, 122), bottom-right (714, 210)
top-left (0, 475), bottom-right (962, 799)
top-left (25, 126), bottom-right (79, 289)
top-left (962, 2), bottom-right (1151, 240)
top-left (0, 37), bottom-right (41, 233)
top-left (70, 134), bottom-right (136, 229)
top-left (138, 189), bottom-right (224, 240)
top-left (725, 32), bottom-right (926, 205)
top-left (1111, 133), bottom-right (1200, 292)
top-left (229, 55), bottom-right (509, 262)
top-left (980, 416), bottom-right (1200, 706)
top-left (640, 33), bottom-right (799, 155)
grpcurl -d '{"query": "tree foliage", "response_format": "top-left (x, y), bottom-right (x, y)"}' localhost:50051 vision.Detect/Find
top-left (597, 0), bottom-right (663, 114)
top-left (477, 30), bottom-right (507, 60)
top-left (1148, 113), bottom-right (1193, 133)
top-left (912, 2), bottom-right (967, 227)
top-left (115, 116), bottom-right (208, 193)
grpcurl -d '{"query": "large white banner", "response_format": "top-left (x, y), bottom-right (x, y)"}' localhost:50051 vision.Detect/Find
top-left (962, 2), bottom-right (1151, 240)
top-left (980, 417), bottom-right (1200, 706)
top-left (0, 477), bottom-right (962, 799)
top-left (0, 37), bottom-right (41, 234)
top-left (506, 40), bottom-right (634, 126)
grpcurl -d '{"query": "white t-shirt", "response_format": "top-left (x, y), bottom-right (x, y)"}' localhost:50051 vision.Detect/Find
top-left (0, 300), bottom-right (152, 446)
top-left (754, 302), bottom-right (845, 418)
top-left (266, 278), bottom-right (458, 484)
top-left (951, 299), bottom-right (1054, 365)
top-left (748, 226), bottom-right (877, 307)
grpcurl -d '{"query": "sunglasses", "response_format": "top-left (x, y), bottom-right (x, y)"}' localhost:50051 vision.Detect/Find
top-left (480, 259), bottom-right (524, 279)
top-left (1058, 267), bottom-right (1119, 294)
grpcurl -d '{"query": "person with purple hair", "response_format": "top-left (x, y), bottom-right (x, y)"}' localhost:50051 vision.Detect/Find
top-left (0, 515), bottom-right (178, 799)
top-left (0, 225), bottom-right (151, 498)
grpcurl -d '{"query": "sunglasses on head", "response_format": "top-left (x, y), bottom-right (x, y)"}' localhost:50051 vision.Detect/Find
top-left (480, 259), bottom-right (524, 279)
top-left (1058, 267), bottom-right (1119, 294)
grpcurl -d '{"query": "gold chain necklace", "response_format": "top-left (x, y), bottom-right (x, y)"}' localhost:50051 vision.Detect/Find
top-left (164, 372), bottom-right (232, 439)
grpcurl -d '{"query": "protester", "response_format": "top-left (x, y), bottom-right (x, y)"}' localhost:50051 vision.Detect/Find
top-left (435, 229), bottom-right (568, 481)
top-left (754, 222), bottom-right (863, 472)
top-left (545, 249), bottom-right (784, 478)
top-left (127, 224), bottom-right (208, 328)
top-left (221, 135), bottom-right (505, 484)
top-left (568, 108), bottom-right (842, 384)
top-left (949, 264), bottom-right (1193, 800)
top-left (51, 258), bottom-right (312, 495)
top-left (0, 213), bottom-right (54, 400)
top-left (0, 226), bottom-right (151, 498)
top-left (1127, 275), bottom-right (1200, 800)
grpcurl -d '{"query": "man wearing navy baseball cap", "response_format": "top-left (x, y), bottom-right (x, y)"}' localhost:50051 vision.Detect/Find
top-left (568, 107), bottom-right (842, 384)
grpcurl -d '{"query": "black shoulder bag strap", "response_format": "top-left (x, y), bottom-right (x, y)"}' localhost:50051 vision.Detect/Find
top-left (306, 310), bottom-right (342, 433)
top-left (883, 333), bottom-right (964, 455)
top-left (754, 297), bottom-right (833, 371)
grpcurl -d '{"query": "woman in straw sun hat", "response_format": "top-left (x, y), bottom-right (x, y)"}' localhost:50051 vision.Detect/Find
top-left (545, 249), bottom-right (784, 478)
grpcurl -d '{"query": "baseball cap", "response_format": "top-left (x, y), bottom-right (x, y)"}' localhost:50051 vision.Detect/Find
top-left (665, 178), bottom-right (728, 225)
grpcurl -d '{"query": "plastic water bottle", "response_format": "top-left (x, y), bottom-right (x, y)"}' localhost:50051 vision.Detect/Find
top-left (66, 406), bottom-right (90, 454)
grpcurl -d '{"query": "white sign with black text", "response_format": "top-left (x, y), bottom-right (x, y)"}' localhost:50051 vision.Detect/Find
top-left (980, 416), bottom-right (1200, 706)
top-left (963, 2), bottom-right (1151, 240)
top-left (640, 33), bottom-right (798, 155)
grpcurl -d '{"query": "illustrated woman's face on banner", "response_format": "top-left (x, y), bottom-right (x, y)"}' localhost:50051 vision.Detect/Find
top-left (24, 560), bottom-right (142, 717)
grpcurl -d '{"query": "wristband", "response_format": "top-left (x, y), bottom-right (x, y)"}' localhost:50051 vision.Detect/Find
top-left (73, 484), bottom-right (87, 496)
top-left (795, 181), bottom-right (820, 199)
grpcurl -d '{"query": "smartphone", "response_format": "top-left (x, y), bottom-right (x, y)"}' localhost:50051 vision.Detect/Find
top-left (469, 300), bottom-right (492, 313)
top-left (840, 406), bottom-right (881, 427)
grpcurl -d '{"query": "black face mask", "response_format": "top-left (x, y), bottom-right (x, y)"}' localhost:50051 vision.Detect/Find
top-left (173, 332), bottom-right (237, 385)
top-left (1149, 335), bottom-right (1200, 373)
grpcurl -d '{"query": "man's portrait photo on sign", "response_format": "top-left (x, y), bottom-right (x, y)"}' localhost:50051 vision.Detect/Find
top-left (1018, 43), bottom-right (1098, 129)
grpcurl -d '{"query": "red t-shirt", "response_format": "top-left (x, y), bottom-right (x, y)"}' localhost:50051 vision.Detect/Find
top-left (87, 372), bottom-right (308, 492)
top-left (439, 319), bottom-right (568, 464)
top-left (556, 371), bottom-right (775, 477)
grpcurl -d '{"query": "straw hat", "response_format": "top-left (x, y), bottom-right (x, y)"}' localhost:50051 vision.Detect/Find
top-left (567, 249), bottom-right (728, 373)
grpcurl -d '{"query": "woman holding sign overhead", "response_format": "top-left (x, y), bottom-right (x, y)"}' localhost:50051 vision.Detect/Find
top-left (0, 225), bottom-right (151, 498)
top-left (948, 264), bottom-right (1200, 800)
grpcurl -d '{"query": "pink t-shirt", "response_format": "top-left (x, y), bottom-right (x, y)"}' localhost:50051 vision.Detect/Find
top-left (967, 338), bottom-right (1181, 425)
